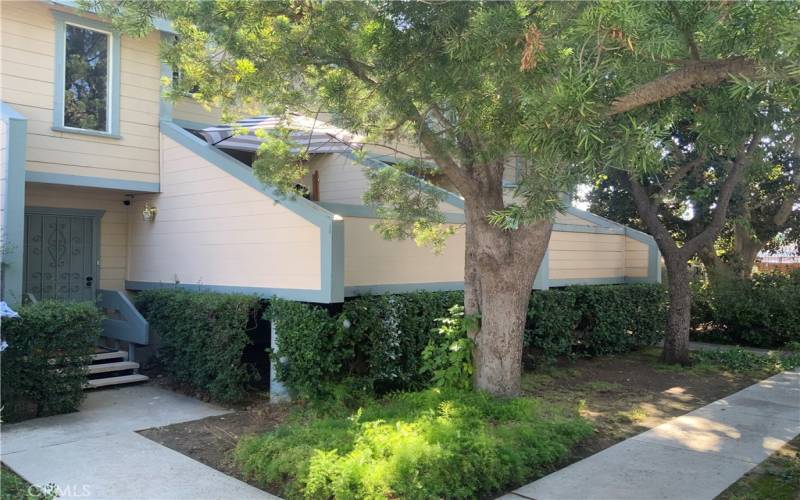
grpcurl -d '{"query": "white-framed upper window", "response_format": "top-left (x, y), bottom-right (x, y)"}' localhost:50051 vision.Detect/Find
top-left (53, 12), bottom-right (121, 138)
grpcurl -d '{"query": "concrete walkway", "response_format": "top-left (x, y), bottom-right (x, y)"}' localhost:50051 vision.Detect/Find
top-left (1, 385), bottom-right (277, 500)
top-left (502, 368), bottom-right (800, 500)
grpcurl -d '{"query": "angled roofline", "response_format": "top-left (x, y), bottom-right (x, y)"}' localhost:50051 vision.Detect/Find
top-left (159, 120), bottom-right (344, 302)
top-left (48, 0), bottom-right (177, 34)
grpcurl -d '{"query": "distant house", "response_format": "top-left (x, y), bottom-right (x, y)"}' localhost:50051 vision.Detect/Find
top-left (0, 1), bottom-right (660, 389)
top-left (756, 246), bottom-right (800, 273)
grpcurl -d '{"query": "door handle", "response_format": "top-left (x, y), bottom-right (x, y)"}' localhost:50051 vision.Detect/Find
top-left (85, 276), bottom-right (94, 287)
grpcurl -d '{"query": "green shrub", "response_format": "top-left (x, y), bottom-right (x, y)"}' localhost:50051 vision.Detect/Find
top-left (526, 291), bottom-right (582, 363)
top-left (1, 301), bottom-right (102, 422)
top-left (691, 348), bottom-right (800, 373)
top-left (695, 271), bottom-right (800, 348)
top-left (268, 291), bottom-right (464, 397)
top-left (135, 289), bottom-right (262, 402)
top-left (236, 388), bottom-right (592, 499)
top-left (526, 284), bottom-right (666, 364)
top-left (267, 299), bottom-right (350, 399)
top-left (340, 291), bottom-right (464, 391)
top-left (421, 305), bottom-right (474, 389)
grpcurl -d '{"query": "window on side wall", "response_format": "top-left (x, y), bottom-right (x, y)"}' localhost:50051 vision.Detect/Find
top-left (53, 13), bottom-right (120, 137)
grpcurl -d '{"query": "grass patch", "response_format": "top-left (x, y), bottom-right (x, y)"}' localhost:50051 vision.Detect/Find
top-left (718, 437), bottom-right (800, 500)
top-left (616, 407), bottom-right (647, 423)
top-left (584, 381), bottom-right (622, 392)
top-left (235, 388), bottom-right (592, 499)
top-left (1, 466), bottom-right (56, 500)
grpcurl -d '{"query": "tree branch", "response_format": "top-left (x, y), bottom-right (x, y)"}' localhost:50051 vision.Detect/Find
top-left (667, 3), bottom-right (701, 60)
top-left (607, 58), bottom-right (759, 116)
top-left (657, 157), bottom-right (705, 196)
top-left (622, 171), bottom-right (678, 254)
top-left (773, 169), bottom-right (800, 227)
top-left (682, 136), bottom-right (756, 256)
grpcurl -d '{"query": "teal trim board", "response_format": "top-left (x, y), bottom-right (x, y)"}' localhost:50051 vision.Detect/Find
top-left (159, 32), bottom-right (175, 122)
top-left (25, 171), bottom-right (160, 193)
top-left (339, 151), bottom-right (466, 211)
top-left (319, 202), bottom-right (467, 224)
top-left (125, 281), bottom-right (335, 302)
top-left (1, 102), bottom-right (28, 304)
top-left (344, 281), bottom-right (465, 297)
top-left (160, 120), bottom-right (343, 303)
top-left (533, 250), bottom-right (549, 290)
top-left (52, 11), bottom-right (121, 139)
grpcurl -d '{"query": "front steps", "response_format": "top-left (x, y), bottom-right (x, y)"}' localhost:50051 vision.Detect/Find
top-left (86, 348), bottom-right (149, 389)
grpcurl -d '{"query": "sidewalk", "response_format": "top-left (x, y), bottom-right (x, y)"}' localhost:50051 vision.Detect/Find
top-left (501, 368), bottom-right (800, 500)
top-left (1, 385), bottom-right (277, 500)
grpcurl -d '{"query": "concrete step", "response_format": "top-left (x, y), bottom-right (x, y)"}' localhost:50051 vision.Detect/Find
top-left (91, 350), bottom-right (128, 362)
top-left (88, 361), bottom-right (139, 375)
top-left (85, 373), bottom-right (149, 389)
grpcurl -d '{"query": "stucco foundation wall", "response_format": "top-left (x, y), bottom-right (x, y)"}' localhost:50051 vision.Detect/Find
top-left (343, 217), bottom-right (465, 286)
top-left (126, 134), bottom-right (322, 290)
top-left (0, 2), bottom-right (161, 184)
top-left (24, 183), bottom-right (130, 290)
top-left (549, 232), bottom-right (626, 280)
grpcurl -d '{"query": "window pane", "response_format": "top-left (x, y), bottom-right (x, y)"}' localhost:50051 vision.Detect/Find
top-left (64, 25), bottom-right (109, 131)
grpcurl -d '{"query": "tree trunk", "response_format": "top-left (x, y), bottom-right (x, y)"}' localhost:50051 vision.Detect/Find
top-left (733, 225), bottom-right (762, 279)
top-left (463, 198), bottom-right (551, 396)
top-left (662, 254), bottom-right (692, 365)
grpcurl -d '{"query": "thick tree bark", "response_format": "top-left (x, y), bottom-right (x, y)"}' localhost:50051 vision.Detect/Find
top-left (607, 58), bottom-right (759, 117)
top-left (462, 178), bottom-right (551, 396)
top-left (662, 254), bottom-right (692, 364)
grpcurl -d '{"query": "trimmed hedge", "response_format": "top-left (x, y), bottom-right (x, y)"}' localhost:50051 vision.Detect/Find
top-left (135, 289), bottom-right (263, 402)
top-left (525, 284), bottom-right (667, 364)
top-left (1, 301), bottom-right (102, 422)
top-left (692, 271), bottom-right (800, 348)
top-left (268, 291), bottom-right (464, 398)
top-left (270, 284), bottom-right (666, 397)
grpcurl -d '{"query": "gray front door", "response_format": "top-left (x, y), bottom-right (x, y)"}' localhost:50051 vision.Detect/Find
top-left (23, 210), bottom-right (99, 301)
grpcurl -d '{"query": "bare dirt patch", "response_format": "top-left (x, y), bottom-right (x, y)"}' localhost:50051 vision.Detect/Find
top-left (523, 347), bottom-right (775, 460)
top-left (138, 400), bottom-right (291, 487)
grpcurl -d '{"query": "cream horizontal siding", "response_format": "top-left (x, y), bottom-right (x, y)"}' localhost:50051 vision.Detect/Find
top-left (305, 153), bottom-right (463, 213)
top-left (126, 134), bottom-right (321, 290)
top-left (549, 232), bottom-right (626, 280)
top-left (172, 98), bottom-right (222, 125)
top-left (0, 2), bottom-right (161, 185)
top-left (24, 183), bottom-right (130, 290)
top-left (624, 236), bottom-right (649, 278)
top-left (343, 217), bottom-right (465, 286)
top-left (305, 153), bottom-right (371, 205)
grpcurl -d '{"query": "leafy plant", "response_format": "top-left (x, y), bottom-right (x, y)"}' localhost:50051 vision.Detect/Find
top-left (692, 349), bottom-right (800, 374)
top-left (0, 301), bottom-right (102, 422)
top-left (268, 292), bottom-right (464, 398)
top-left (236, 388), bottom-right (592, 499)
top-left (525, 284), bottom-right (667, 365)
top-left (694, 271), bottom-right (800, 348)
top-left (421, 305), bottom-right (475, 390)
top-left (135, 289), bottom-right (263, 402)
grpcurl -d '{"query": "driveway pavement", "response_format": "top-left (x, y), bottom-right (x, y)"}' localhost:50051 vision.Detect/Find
top-left (1, 385), bottom-right (277, 499)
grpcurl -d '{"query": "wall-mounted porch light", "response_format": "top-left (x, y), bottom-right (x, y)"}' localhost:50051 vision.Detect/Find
top-left (142, 202), bottom-right (158, 222)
